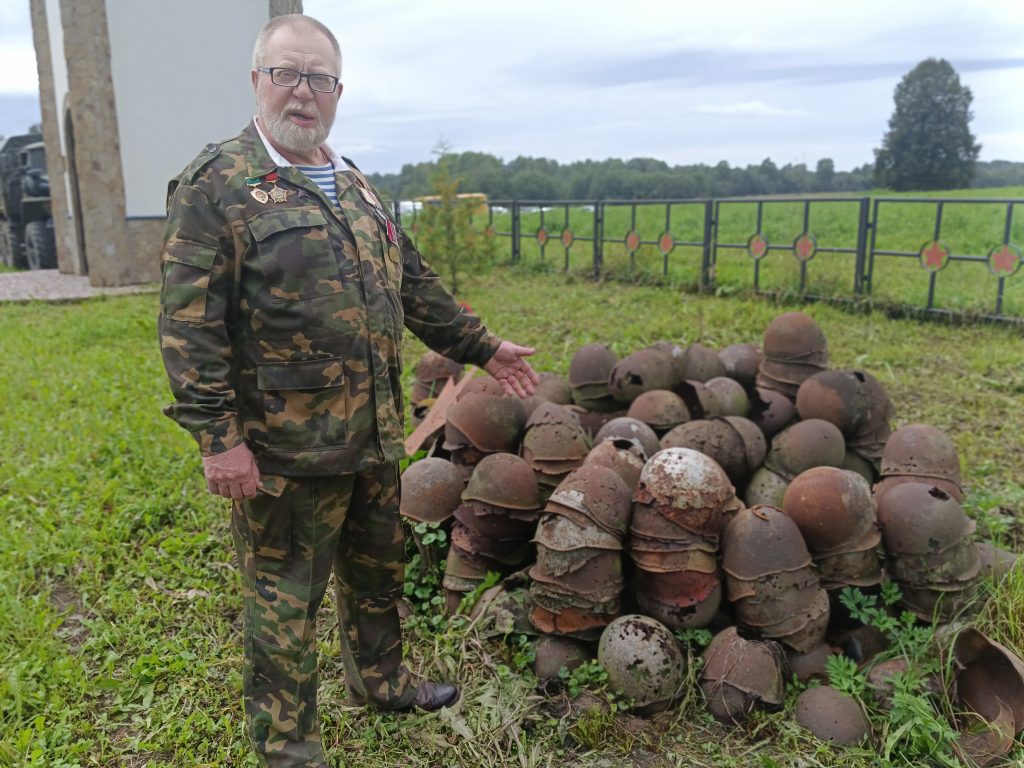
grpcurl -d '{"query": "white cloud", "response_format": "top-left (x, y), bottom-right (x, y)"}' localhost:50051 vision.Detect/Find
top-left (695, 101), bottom-right (804, 117)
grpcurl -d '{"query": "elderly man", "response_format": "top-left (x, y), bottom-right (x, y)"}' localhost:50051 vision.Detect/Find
top-left (158, 13), bottom-right (538, 768)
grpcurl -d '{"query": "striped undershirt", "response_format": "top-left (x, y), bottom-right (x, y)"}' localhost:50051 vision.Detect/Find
top-left (294, 162), bottom-right (338, 208)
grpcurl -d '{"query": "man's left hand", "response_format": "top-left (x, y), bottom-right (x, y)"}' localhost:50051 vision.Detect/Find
top-left (483, 341), bottom-right (540, 399)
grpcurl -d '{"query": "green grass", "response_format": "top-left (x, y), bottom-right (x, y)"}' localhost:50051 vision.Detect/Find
top-left (0, 273), bottom-right (1022, 767)
top-left (428, 186), bottom-right (1024, 318)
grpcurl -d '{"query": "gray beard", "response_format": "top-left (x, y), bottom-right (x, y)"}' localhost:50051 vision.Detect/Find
top-left (257, 96), bottom-right (331, 156)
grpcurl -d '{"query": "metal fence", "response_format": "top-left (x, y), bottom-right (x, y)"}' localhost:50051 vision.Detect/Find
top-left (393, 196), bottom-right (1023, 323)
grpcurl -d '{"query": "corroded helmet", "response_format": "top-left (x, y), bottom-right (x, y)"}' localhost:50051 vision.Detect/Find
top-left (679, 343), bottom-right (727, 382)
top-left (568, 343), bottom-right (619, 387)
top-left (627, 390), bottom-right (690, 433)
top-left (700, 626), bottom-right (786, 724)
top-left (462, 452), bottom-right (542, 511)
top-left (446, 393), bottom-right (527, 453)
top-left (719, 343), bottom-right (763, 390)
top-left (762, 312), bottom-right (828, 364)
top-left (880, 424), bottom-right (962, 486)
top-left (608, 348), bottom-right (677, 403)
top-left (399, 457), bottom-right (465, 524)
top-left (597, 615), bottom-right (685, 713)
top-left (765, 419), bottom-right (846, 480)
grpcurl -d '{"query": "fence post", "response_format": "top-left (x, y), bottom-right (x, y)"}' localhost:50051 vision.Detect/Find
top-left (511, 201), bottom-right (520, 264)
top-left (853, 197), bottom-right (869, 295)
top-left (701, 199), bottom-right (715, 292)
top-left (593, 202), bottom-right (603, 280)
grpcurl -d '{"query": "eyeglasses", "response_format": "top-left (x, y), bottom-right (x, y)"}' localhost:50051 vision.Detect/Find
top-left (257, 67), bottom-right (340, 93)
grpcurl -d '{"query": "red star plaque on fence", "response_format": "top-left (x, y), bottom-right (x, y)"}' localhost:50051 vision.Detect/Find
top-left (658, 232), bottom-right (675, 255)
top-left (793, 233), bottom-right (817, 262)
top-left (988, 243), bottom-right (1022, 277)
top-left (747, 233), bottom-right (769, 260)
top-left (919, 240), bottom-right (951, 272)
top-left (561, 229), bottom-right (574, 248)
top-left (536, 227), bottom-right (549, 246)
top-left (625, 231), bottom-right (641, 252)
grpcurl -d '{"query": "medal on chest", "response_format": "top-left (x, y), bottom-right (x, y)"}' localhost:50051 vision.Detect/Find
top-left (246, 172), bottom-right (290, 204)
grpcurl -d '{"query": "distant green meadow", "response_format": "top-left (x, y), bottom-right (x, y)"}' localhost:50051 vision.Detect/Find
top-left (410, 186), bottom-right (1024, 319)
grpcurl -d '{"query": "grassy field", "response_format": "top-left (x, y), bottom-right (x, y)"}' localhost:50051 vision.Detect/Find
top-left (1, 270), bottom-right (1022, 767)
top-left (406, 186), bottom-right (1024, 319)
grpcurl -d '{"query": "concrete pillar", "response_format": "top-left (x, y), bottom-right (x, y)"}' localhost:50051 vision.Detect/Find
top-left (60, 0), bottom-right (130, 286)
top-left (29, 0), bottom-right (82, 275)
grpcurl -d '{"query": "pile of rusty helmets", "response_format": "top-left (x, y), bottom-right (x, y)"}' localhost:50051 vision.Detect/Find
top-left (520, 402), bottom-right (593, 502)
top-left (756, 311), bottom-right (829, 398)
top-left (529, 464), bottom-right (632, 639)
top-left (630, 447), bottom-right (736, 630)
top-left (721, 504), bottom-right (830, 653)
top-left (402, 306), bottom-right (1020, 732)
top-left (445, 453), bottom-right (542, 611)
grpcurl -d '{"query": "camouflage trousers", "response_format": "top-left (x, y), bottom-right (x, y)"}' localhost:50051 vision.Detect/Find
top-left (231, 461), bottom-right (416, 768)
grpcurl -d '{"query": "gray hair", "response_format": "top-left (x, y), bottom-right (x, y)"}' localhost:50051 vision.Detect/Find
top-left (252, 14), bottom-right (342, 74)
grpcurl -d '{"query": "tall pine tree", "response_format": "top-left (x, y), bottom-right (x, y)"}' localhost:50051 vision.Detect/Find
top-left (874, 58), bottom-right (980, 191)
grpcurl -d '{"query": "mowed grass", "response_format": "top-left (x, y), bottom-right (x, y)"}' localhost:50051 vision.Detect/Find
top-left (1, 271), bottom-right (1022, 767)
top-left (446, 186), bottom-right (1024, 318)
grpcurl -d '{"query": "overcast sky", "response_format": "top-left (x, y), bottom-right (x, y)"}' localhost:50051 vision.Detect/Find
top-left (1, 0), bottom-right (1022, 174)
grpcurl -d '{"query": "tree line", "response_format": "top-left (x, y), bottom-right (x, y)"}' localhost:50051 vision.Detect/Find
top-left (370, 59), bottom-right (1022, 201)
top-left (368, 151), bottom-right (1024, 203)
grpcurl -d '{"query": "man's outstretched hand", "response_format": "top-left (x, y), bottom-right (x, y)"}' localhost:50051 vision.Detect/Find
top-left (483, 340), bottom-right (540, 399)
top-left (202, 442), bottom-right (262, 500)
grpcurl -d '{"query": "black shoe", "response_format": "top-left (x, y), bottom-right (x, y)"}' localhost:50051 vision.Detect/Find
top-left (412, 681), bottom-right (460, 711)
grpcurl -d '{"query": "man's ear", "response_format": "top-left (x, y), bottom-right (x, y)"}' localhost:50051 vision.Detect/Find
top-left (251, 69), bottom-right (259, 92)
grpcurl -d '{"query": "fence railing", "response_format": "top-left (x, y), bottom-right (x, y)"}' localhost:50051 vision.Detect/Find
top-left (392, 196), bottom-right (1023, 323)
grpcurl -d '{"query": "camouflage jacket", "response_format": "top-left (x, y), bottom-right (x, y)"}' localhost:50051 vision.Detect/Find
top-left (159, 120), bottom-right (499, 476)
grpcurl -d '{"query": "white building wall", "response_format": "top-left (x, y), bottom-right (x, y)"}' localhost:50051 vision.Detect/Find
top-left (45, 0), bottom-right (71, 215)
top-left (105, 0), bottom-right (268, 217)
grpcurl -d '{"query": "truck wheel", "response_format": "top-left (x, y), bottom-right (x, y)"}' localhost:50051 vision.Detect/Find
top-left (25, 220), bottom-right (56, 270)
top-left (7, 224), bottom-right (28, 269)
top-left (0, 224), bottom-right (11, 267)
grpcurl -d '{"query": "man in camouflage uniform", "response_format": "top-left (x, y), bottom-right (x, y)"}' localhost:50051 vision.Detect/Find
top-left (158, 14), bottom-right (538, 768)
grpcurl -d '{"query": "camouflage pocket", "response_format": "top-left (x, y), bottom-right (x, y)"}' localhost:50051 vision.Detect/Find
top-left (160, 242), bottom-right (217, 321)
top-left (248, 206), bottom-right (341, 301)
top-left (256, 357), bottom-right (348, 451)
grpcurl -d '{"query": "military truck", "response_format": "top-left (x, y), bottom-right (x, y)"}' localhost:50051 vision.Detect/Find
top-left (0, 134), bottom-right (57, 270)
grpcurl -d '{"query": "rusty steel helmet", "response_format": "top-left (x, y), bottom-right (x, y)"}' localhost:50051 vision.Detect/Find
top-left (533, 512), bottom-right (622, 552)
top-left (678, 343), bottom-right (727, 383)
top-left (594, 416), bottom-right (660, 458)
top-left (781, 467), bottom-right (876, 555)
top-left (766, 419), bottom-right (846, 480)
top-left (462, 452), bottom-right (541, 511)
top-left (455, 376), bottom-right (508, 401)
top-left (954, 628), bottom-right (1024, 737)
top-left (875, 482), bottom-right (975, 555)
top-left (700, 626), bottom-right (787, 724)
top-left (659, 419), bottom-right (749, 485)
top-left (399, 457), bottom-right (466, 524)
top-left (633, 573), bottom-right (723, 631)
top-left (415, 350), bottom-right (464, 384)
top-left (742, 466), bottom-right (789, 508)
top-left (635, 447), bottom-right (736, 515)
top-left (719, 343), bottom-right (763, 390)
top-left (722, 505), bottom-right (814, 580)
top-left (627, 390), bottom-right (690, 433)
top-left (762, 312), bottom-right (829, 364)
top-left (568, 343), bottom-right (619, 387)
top-left (533, 635), bottom-right (593, 681)
top-left (446, 392), bottom-right (527, 453)
top-left (704, 376), bottom-right (750, 417)
top-left (724, 416), bottom-right (768, 474)
top-left (856, 370), bottom-right (896, 431)
top-left (794, 687), bottom-right (871, 745)
top-left (522, 403), bottom-right (592, 462)
top-left (582, 440), bottom-right (645, 491)
top-left (533, 373), bottom-right (574, 405)
top-left (598, 615), bottom-right (686, 713)
top-left (608, 348), bottom-right (677, 403)
top-left (546, 464), bottom-right (633, 536)
top-left (795, 370), bottom-right (870, 433)
top-left (748, 387), bottom-right (797, 437)
top-left (880, 424), bottom-right (962, 485)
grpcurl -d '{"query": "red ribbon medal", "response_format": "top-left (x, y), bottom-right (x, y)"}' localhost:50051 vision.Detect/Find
top-left (385, 219), bottom-right (398, 245)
